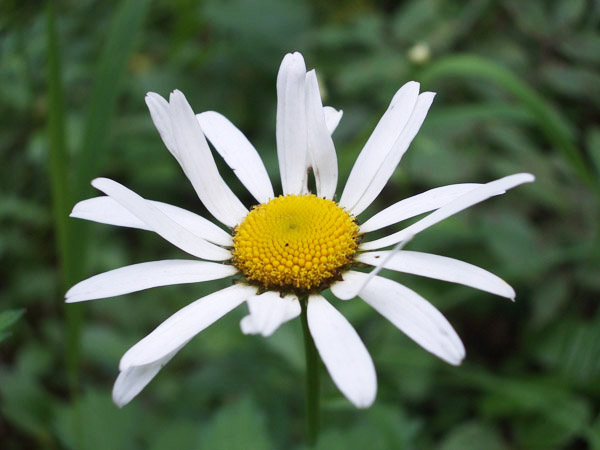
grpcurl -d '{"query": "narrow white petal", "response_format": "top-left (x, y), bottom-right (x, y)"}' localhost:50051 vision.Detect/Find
top-left (91, 178), bottom-right (232, 261)
top-left (240, 292), bottom-right (300, 337)
top-left (276, 52), bottom-right (309, 195)
top-left (70, 196), bottom-right (233, 247)
top-left (112, 343), bottom-right (185, 408)
top-left (333, 238), bottom-right (415, 302)
top-left (323, 106), bottom-right (343, 134)
top-left (66, 260), bottom-right (238, 303)
top-left (307, 295), bottom-right (377, 408)
top-left (360, 173), bottom-right (535, 250)
top-left (339, 82), bottom-right (420, 212)
top-left (359, 184), bottom-right (482, 233)
top-left (119, 284), bottom-right (256, 370)
top-left (305, 70), bottom-right (338, 199)
top-left (334, 271), bottom-right (465, 365)
top-left (357, 251), bottom-right (515, 299)
top-left (350, 92), bottom-right (436, 216)
top-left (169, 90), bottom-right (248, 227)
top-left (197, 111), bottom-right (274, 204)
top-left (145, 92), bottom-right (178, 161)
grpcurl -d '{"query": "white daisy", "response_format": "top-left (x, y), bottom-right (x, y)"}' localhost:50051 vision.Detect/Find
top-left (66, 52), bottom-right (534, 409)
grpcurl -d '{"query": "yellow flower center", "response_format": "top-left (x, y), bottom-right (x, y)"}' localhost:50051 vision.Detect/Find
top-left (232, 194), bottom-right (359, 293)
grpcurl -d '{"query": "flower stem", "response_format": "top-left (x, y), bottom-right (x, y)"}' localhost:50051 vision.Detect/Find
top-left (300, 296), bottom-right (320, 446)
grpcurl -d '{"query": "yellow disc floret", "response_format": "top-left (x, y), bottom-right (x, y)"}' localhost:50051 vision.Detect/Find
top-left (232, 194), bottom-right (359, 292)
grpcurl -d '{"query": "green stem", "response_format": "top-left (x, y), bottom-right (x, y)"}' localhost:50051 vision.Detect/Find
top-left (300, 296), bottom-right (320, 446)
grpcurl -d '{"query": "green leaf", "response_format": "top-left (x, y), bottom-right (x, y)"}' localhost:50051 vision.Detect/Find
top-left (199, 397), bottom-right (273, 450)
top-left (587, 127), bottom-right (600, 180)
top-left (0, 308), bottom-right (24, 341)
top-left (559, 31), bottom-right (600, 64)
top-left (418, 54), bottom-right (597, 193)
top-left (148, 421), bottom-right (201, 450)
top-left (425, 102), bottom-right (534, 131)
top-left (452, 368), bottom-right (593, 445)
top-left (438, 421), bottom-right (507, 450)
top-left (540, 63), bottom-right (600, 105)
top-left (306, 405), bottom-right (420, 450)
top-left (75, 0), bottom-right (150, 198)
top-left (54, 390), bottom-right (141, 450)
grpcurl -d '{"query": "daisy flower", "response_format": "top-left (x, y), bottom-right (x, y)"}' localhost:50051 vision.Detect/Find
top-left (66, 52), bottom-right (534, 409)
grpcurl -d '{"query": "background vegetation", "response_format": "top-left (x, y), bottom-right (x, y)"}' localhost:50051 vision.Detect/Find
top-left (2, 0), bottom-right (600, 448)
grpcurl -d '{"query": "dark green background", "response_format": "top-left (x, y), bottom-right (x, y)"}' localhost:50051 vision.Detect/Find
top-left (2, 0), bottom-right (600, 448)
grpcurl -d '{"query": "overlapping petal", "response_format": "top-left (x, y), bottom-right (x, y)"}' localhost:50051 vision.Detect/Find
top-left (305, 70), bottom-right (338, 199)
top-left (145, 92), bottom-right (178, 161)
top-left (91, 178), bottom-right (232, 261)
top-left (276, 52), bottom-right (309, 195)
top-left (347, 91), bottom-right (436, 216)
top-left (357, 251), bottom-right (515, 299)
top-left (240, 292), bottom-right (301, 337)
top-left (112, 343), bottom-right (186, 408)
top-left (197, 111), bottom-right (274, 204)
top-left (66, 260), bottom-right (238, 303)
top-left (359, 183), bottom-right (481, 233)
top-left (169, 90), bottom-right (248, 227)
top-left (331, 271), bottom-right (465, 365)
top-left (323, 106), bottom-right (343, 134)
top-left (119, 284), bottom-right (257, 370)
top-left (360, 173), bottom-right (535, 250)
top-left (71, 196), bottom-right (233, 246)
top-left (340, 82), bottom-right (421, 214)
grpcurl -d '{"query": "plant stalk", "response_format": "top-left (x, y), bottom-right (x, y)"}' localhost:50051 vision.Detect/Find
top-left (300, 296), bottom-right (320, 446)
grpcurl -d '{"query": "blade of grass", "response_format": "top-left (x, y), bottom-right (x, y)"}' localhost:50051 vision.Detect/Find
top-left (47, 0), bottom-right (81, 387)
top-left (425, 102), bottom-right (535, 130)
top-left (75, 0), bottom-right (150, 198)
top-left (47, 1), bottom-right (149, 441)
top-left (46, 2), bottom-right (83, 446)
top-left (418, 54), bottom-right (598, 194)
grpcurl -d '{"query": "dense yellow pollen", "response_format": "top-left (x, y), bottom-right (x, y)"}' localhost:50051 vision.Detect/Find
top-left (232, 194), bottom-right (359, 292)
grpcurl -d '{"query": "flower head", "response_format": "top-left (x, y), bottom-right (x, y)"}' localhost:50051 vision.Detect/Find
top-left (67, 52), bottom-right (534, 408)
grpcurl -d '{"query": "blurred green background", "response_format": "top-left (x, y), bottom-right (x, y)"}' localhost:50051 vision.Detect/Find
top-left (2, 0), bottom-right (600, 448)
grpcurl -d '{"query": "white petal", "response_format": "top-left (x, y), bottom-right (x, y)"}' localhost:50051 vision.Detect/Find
top-left (240, 292), bottom-right (300, 337)
top-left (323, 106), bottom-right (343, 134)
top-left (276, 52), bottom-right (309, 195)
top-left (119, 284), bottom-right (256, 370)
top-left (334, 271), bottom-right (465, 365)
top-left (307, 295), bottom-right (377, 408)
top-left (356, 251), bottom-right (515, 299)
top-left (70, 196), bottom-right (233, 247)
top-left (66, 260), bottom-right (238, 303)
top-left (359, 184), bottom-right (482, 233)
top-left (339, 82), bottom-right (420, 213)
top-left (350, 92), bottom-right (436, 216)
top-left (112, 343), bottom-right (185, 408)
top-left (91, 178), bottom-right (232, 261)
top-left (145, 92), bottom-right (178, 161)
top-left (197, 111), bottom-right (274, 204)
top-left (360, 173), bottom-right (535, 250)
top-left (169, 90), bottom-right (248, 227)
top-left (305, 70), bottom-right (338, 199)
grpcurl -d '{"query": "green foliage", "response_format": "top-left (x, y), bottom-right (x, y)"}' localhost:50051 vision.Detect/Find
top-left (1, 0), bottom-right (599, 448)
top-left (0, 309), bottom-right (24, 342)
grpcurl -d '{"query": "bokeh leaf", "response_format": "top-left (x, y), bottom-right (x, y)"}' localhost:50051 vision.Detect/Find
top-left (199, 397), bottom-right (272, 450)
top-left (418, 54), bottom-right (596, 191)
top-left (0, 308), bottom-right (24, 341)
